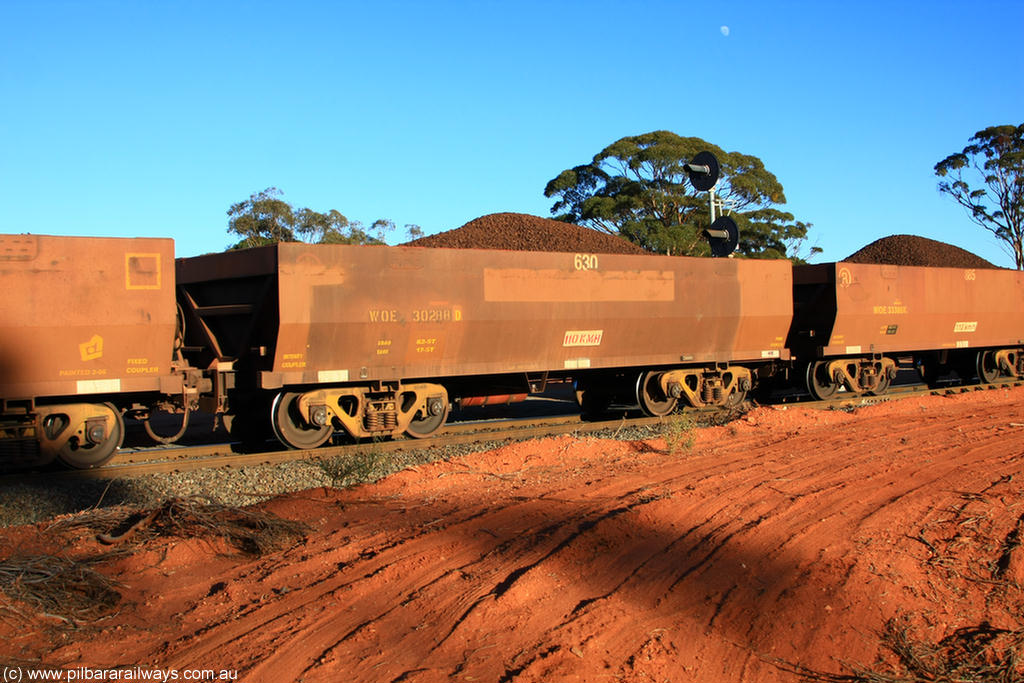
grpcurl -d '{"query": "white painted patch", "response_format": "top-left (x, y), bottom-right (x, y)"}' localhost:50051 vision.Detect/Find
top-left (318, 370), bottom-right (349, 383)
top-left (76, 379), bottom-right (122, 394)
top-left (563, 330), bottom-right (604, 347)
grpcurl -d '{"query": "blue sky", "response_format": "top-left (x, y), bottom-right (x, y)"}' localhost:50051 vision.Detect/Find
top-left (1, 0), bottom-right (1022, 265)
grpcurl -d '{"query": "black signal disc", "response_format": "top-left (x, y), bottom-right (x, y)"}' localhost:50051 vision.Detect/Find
top-left (687, 151), bottom-right (720, 192)
top-left (706, 216), bottom-right (739, 257)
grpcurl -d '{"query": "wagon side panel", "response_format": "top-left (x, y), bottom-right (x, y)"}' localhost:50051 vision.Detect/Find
top-left (266, 244), bottom-right (792, 388)
top-left (0, 235), bottom-right (178, 402)
top-left (817, 263), bottom-right (1024, 355)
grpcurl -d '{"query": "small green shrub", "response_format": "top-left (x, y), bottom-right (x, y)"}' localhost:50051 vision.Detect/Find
top-left (662, 412), bottom-right (697, 454)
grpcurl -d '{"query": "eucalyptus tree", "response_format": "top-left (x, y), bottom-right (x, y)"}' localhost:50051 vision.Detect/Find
top-left (544, 131), bottom-right (814, 259)
top-left (935, 124), bottom-right (1024, 269)
top-left (226, 188), bottom-right (410, 250)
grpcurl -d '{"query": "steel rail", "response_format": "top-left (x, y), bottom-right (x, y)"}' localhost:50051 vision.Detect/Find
top-left (4, 379), bottom-right (1022, 484)
top-left (6, 413), bottom-right (659, 483)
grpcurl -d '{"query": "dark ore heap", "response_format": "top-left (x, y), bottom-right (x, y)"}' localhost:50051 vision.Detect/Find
top-left (844, 234), bottom-right (998, 269)
top-left (403, 212), bottom-right (649, 255)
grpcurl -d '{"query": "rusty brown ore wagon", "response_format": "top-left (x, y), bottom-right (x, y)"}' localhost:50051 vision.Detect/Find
top-left (176, 243), bottom-right (794, 449)
top-left (789, 262), bottom-right (1024, 398)
top-left (0, 235), bottom-right (202, 468)
top-left (6, 232), bottom-right (1022, 469)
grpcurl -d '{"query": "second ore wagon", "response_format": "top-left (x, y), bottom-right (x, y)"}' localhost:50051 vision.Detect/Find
top-left (176, 243), bottom-right (794, 448)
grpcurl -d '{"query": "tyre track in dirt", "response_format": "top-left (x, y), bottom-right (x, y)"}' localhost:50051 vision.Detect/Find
top-left (17, 387), bottom-right (1024, 682)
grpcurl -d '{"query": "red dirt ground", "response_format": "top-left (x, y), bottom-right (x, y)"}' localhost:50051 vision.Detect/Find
top-left (4, 387), bottom-right (1024, 682)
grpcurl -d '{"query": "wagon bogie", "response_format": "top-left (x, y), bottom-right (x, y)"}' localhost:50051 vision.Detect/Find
top-left (269, 381), bottom-right (451, 448)
top-left (803, 356), bottom-right (897, 399)
top-left (659, 365), bottom-right (753, 408)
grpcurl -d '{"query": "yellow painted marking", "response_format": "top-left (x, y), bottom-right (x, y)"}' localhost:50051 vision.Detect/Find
top-left (369, 309), bottom-right (399, 322)
top-left (412, 307), bottom-right (459, 322)
top-left (872, 303), bottom-right (907, 315)
top-left (125, 253), bottom-right (162, 290)
top-left (416, 337), bottom-right (438, 353)
top-left (838, 267), bottom-right (853, 288)
top-left (126, 359), bottom-right (159, 374)
top-left (60, 368), bottom-right (108, 377)
top-left (573, 253), bottom-right (599, 271)
top-left (79, 334), bottom-right (103, 361)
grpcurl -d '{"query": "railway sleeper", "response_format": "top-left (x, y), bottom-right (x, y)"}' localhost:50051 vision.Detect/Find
top-left (273, 382), bottom-right (450, 449)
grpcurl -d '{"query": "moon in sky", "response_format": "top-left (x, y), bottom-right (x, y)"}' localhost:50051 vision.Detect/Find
top-left (720, 25), bottom-right (730, 36)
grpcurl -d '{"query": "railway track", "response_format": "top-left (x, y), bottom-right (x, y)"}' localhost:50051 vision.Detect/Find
top-left (4, 378), bottom-right (1021, 484)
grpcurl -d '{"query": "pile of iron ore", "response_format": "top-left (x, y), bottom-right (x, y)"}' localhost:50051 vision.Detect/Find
top-left (844, 234), bottom-right (998, 269)
top-left (403, 212), bottom-right (649, 255)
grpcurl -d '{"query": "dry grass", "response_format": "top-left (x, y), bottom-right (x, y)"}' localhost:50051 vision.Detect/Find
top-left (778, 615), bottom-right (1024, 682)
top-left (0, 554), bottom-right (121, 625)
top-left (52, 497), bottom-right (309, 557)
top-left (0, 498), bottom-right (308, 629)
top-left (95, 497), bottom-right (310, 556)
top-left (313, 446), bottom-right (396, 487)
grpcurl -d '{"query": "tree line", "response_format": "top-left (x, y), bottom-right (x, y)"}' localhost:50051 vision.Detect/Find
top-left (226, 125), bottom-right (1024, 268)
top-left (225, 188), bottom-right (422, 250)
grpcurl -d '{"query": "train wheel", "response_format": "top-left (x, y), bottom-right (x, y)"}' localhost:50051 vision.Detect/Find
top-left (723, 385), bottom-right (748, 409)
top-left (806, 361), bottom-right (839, 400)
top-left (56, 403), bottom-right (125, 469)
top-left (405, 400), bottom-right (449, 439)
top-left (636, 371), bottom-right (677, 417)
top-left (868, 372), bottom-right (892, 396)
top-left (976, 350), bottom-right (1000, 384)
top-left (271, 392), bottom-right (333, 450)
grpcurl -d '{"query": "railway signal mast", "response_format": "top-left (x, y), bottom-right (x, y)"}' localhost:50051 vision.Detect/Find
top-left (684, 151), bottom-right (739, 257)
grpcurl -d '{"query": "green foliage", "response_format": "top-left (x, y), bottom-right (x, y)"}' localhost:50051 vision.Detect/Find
top-left (661, 412), bottom-right (696, 454)
top-left (935, 124), bottom-right (1024, 269)
top-left (544, 131), bottom-right (817, 259)
top-left (226, 188), bottom-right (418, 250)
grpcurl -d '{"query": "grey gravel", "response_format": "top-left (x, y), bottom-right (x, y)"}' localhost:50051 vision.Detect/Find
top-left (0, 423), bottom-right (688, 529)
